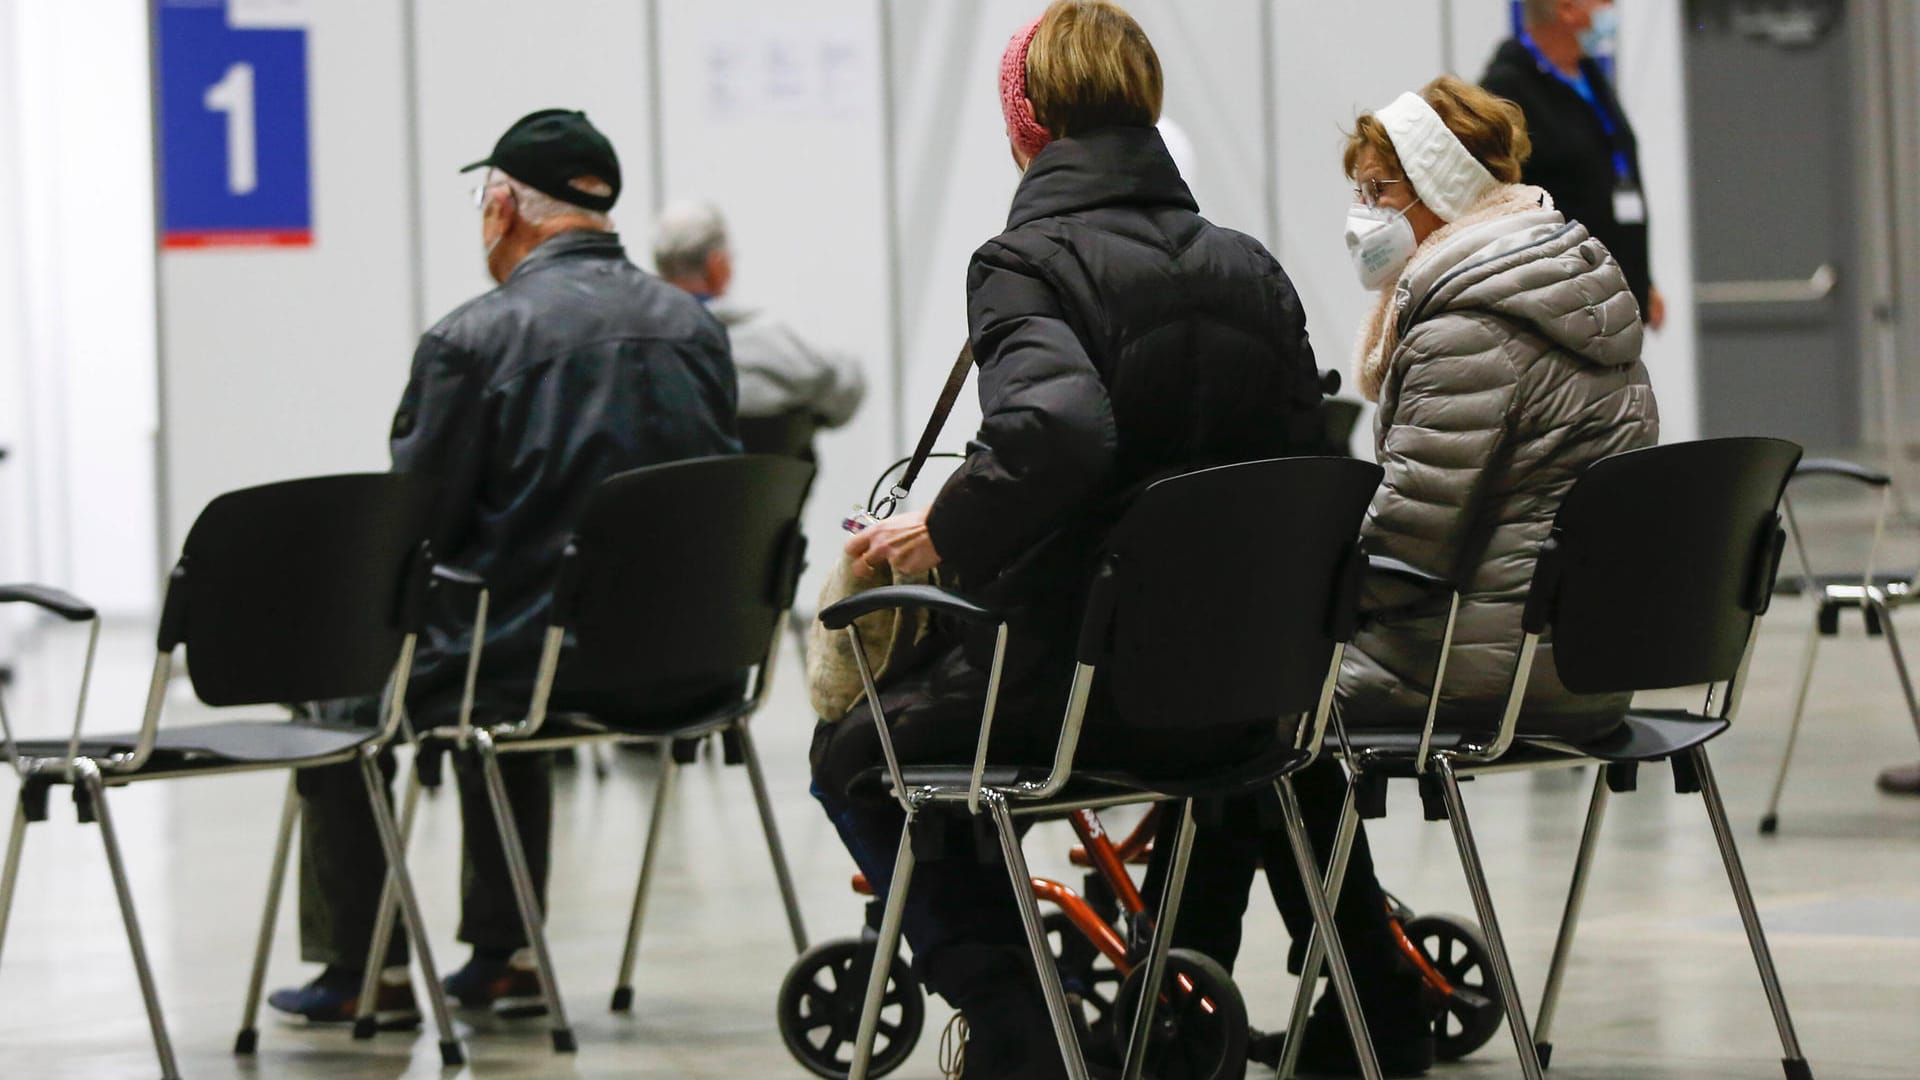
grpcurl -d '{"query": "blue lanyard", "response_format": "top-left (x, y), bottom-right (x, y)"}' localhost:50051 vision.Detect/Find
top-left (1517, 29), bottom-right (1632, 183)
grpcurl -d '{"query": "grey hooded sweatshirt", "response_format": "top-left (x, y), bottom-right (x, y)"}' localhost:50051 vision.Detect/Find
top-left (1339, 196), bottom-right (1659, 743)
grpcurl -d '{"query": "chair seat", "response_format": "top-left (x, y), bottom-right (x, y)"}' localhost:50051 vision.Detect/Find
top-left (851, 743), bottom-right (1316, 806)
top-left (7, 718), bottom-right (380, 773)
top-left (433, 697), bottom-right (756, 751)
top-left (1774, 572), bottom-right (1913, 603)
top-left (1342, 709), bottom-right (1730, 776)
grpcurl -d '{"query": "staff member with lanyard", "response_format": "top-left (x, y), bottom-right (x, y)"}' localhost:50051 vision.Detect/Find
top-left (1483, 0), bottom-right (1664, 330)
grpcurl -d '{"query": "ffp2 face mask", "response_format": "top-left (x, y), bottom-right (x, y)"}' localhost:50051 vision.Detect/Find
top-left (1346, 204), bottom-right (1418, 291)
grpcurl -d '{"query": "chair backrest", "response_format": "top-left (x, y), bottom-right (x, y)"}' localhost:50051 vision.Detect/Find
top-left (163, 473), bottom-right (430, 708)
top-left (736, 409), bottom-right (821, 461)
top-left (1527, 437), bottom-right (1802, 695)
top-left (551, 455), bottom-right (815, 694)
top-left (1083, 457), bottom-right (1381, 731)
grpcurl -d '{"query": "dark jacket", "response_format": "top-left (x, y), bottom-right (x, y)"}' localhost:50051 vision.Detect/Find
top-left (391, 230), bottom-right (740, 718)
top-left (1482, 38), bottom-right (1653, 311)
top-left (912, 125), bottom-right (1325, 754)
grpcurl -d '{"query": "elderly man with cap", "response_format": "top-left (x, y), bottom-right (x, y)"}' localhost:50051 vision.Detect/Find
top-left (269, 109), bottom-right (741, 1025)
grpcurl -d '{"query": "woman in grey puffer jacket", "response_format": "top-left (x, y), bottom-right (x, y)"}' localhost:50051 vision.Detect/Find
top-left (1340, 76), bottom-right (1659, 744)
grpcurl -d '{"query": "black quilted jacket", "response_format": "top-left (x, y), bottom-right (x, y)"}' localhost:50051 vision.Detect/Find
top-left (919, 124), bottom-right (1325, 733)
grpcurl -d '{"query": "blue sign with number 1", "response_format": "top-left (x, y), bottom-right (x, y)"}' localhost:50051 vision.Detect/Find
top-left (156, 0), bottom-right (312, 249)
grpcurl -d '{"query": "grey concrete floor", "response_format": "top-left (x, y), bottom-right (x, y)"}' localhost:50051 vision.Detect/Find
top-left (0, 491), bottom-right (1917, 1078)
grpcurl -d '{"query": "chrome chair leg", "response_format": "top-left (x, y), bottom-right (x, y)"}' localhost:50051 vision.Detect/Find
top-left (354, 760), bottom-right (424, 1038)
top-left (610, 753), bottom-right (678, 1012)
top-left (1762, 619), bottom-right (1822, 834)
top-left (357, 751), bottom-right (464, 1067)
top-left (1122, 799), bottom-right (1196, 1080)
top-left (1277, 782), bottom-right (1362, 1080)
top-left (1276, 778), bottom-right (1383, 1080)
top-left (987, 792), bottom-right (1092, 1080)
top-left (1533, 766), bottom-right (1611, 1067)
top-left (736, 719), bottom-right (808, 954)
top-left (1869, 595), bottom-right (1920, 746)
top-left (472, 730), bottom-right (576, 1052)
top-left (235, 775), bottom-right (300, 1055)
top-left (1692, 746), bottom-right (1811, 1077)
top-left (76, 761), bottom-right (181, 1080)
top-left (849, 815), bottom-right (917, 1080)
top-left (0, 787), bottom-right (31, 968)
top-left (1433, 758), bottom-right (1544, 1080)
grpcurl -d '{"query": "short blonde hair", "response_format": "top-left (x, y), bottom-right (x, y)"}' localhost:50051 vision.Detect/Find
top-left (1025, 1), bottom-right (1163, 138)
top-left (1343, 76), bottom-right (1532, 185)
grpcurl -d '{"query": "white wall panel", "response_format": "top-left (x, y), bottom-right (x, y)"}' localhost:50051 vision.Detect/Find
top-left (655, 0), bottom-right (893, 600)
top-left (1272, 0), bottom-right (1446, 452)
top-left (158, 0), bottom-right (413, 554)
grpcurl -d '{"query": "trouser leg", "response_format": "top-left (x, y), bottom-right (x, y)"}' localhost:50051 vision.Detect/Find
top-left (454, 745), bottom-right (552, 951)
top-left (1256, 758), bottom-right (1400, 985)
top-left (296, 750), bottom-right (408, 968)
top-left (1141, 802), bottom-right (1260, 971)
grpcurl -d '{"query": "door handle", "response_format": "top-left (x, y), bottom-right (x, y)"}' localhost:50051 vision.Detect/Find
top-left (1696, 263), bottom-right (1838, 305)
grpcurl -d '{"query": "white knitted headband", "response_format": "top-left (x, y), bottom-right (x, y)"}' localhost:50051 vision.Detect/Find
top-left (1374, 91), bottom-right (1498, 223)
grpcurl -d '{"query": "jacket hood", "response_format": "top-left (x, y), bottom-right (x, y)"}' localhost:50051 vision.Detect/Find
top-left (1006, 125), bottom-right (1197, 229)
top-left (1403, 206), bottom-right (1643, 369)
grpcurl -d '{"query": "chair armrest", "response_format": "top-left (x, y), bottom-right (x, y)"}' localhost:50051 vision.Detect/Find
top-left (1794, 458), bottom-right (1892, 487)
top-left (1366, 556), bottom-right (1450, 593)
top-left (0, 584), bottom-right (96, 622)
top-left (819, 584), bottom-right (1000, 630)
top-left (431, 564), bottom-right (486, 592)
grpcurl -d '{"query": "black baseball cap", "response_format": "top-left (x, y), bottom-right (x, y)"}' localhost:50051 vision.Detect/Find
top-left (461, 109), bottom-right (621, 213)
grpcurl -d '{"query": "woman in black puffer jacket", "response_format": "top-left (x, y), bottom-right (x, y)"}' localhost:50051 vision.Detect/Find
top-left (811, 3), bottom-right (1395, 1075)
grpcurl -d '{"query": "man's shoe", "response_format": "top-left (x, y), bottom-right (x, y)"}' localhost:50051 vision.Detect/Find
top-left (443, 950), bottom-right (548, 1018)
top-left (267, 966), bottom-right (419, 1028)
top-left (1877, 762), bottom-right (1920, 795)
top-left (1291, 969), bottom-right (1439, 1079)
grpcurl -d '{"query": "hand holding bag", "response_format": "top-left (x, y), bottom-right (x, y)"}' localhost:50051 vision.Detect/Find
top-left (805, 343), bottom-right (973, 720)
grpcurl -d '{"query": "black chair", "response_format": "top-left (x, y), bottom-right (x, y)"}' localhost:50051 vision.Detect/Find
top-left (738, 408), bottom-right (823, 462)
top-left (1276, 438), bottom-right (1812, 1080)
top-left (824, 456), bottom-right (1389, 1080)
top-left (353, 454), bottom-right (816, 1052)
top-left (1759, 458), bottom-right (1918, 832)
top-left (0, 474), bottom-right (464, 1080)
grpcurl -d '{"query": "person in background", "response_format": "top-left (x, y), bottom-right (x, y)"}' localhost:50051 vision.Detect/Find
top-left (268, 109), bottom-right (740, 1025)
top-left (654, 202), bottom-right (865, 458)
top-left (1482, 0), bottom-right (1665, 331)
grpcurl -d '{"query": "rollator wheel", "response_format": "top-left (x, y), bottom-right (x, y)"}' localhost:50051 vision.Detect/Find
top-left (1045, 912), bottom-right (1124, 1056)
top-left (1402, 913), bottom-right (1504, 1061)
top-left (777, 938), bottom-right (925, 1079)
top-left (1109, 948), bottom-right (1249, 1080)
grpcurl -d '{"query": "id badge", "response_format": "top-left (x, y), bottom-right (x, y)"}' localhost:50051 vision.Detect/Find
top-left (1613, 184), bottom-right (1648, 226)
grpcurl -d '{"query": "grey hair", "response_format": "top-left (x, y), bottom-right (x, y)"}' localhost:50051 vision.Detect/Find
top-left (1522, 0), bottom-right (1563, 24)
top-left (491, 169), bottom-right (612, 229)
top-left (652, 202), bottom-right (729, 281)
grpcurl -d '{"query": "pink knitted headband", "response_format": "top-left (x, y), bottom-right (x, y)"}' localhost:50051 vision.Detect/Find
top-left (1000, 15), bottom-right (1052, 161)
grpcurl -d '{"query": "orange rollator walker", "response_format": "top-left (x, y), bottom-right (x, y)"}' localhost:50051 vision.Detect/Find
top-left (777, 805), bottom-right (1503, 1078)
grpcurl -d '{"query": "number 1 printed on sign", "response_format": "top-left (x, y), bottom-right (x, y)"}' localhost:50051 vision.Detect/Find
top-left (203, 62), bottom-right (257, 196)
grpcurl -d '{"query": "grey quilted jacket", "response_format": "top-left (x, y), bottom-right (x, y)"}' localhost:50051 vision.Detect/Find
top-left (1339, 207), bottom-right (1659, 743)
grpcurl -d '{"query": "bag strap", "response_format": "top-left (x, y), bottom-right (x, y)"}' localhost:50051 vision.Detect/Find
top-left (873, 342), bottom-right (974, 519)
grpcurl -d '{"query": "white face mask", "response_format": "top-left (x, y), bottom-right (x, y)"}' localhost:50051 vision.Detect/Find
top-left (1346, 204), bottom-right (1418, 291)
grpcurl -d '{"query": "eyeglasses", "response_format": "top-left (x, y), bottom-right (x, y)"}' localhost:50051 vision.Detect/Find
top-left (471, 182), bottom-right (491, 210)
top-left (1352, 177), bottom-right (1406, 209)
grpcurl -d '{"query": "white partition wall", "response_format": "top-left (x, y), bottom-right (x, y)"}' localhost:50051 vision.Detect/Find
top-left (145, 0), bottom-right (1702, 582)
top-left (156, 0), bottom-right (415, 554)
top-left (655, 0), bottom-right (894, 597)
